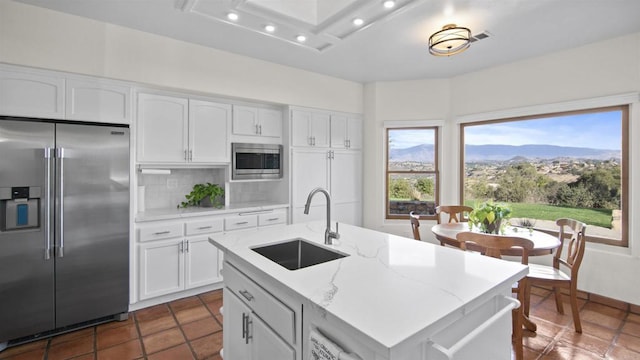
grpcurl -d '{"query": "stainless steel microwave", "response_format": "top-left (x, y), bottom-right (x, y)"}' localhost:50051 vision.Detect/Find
top-left (232, 143), bottom-right (283, 180)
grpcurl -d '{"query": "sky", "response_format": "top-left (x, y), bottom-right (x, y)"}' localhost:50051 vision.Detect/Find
top-left (389, 111), bottom-right (622, 150)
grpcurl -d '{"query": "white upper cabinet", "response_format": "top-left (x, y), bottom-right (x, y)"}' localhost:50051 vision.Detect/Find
top-left (137, 93), bottom-right (189, 163)
top-left (65, 78), bottom-right (131, 124)
top-left (330, 114), bottom-right (362, 150)
top-left (137, 93), bottom-right (231, 164)
top-left (291, 109), bottom-right (330, 148)
top-left (0, 69), bottom-right (65, 119)
top-left (232, 105), bottom-right (282, 140)
top-left (189, 99), bottom-right (231, 163)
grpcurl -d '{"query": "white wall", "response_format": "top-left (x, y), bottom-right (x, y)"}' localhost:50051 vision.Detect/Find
top-left (0, 1), bottom-right (363, 113)
top-left (363, 33), bottom-right (640, 305)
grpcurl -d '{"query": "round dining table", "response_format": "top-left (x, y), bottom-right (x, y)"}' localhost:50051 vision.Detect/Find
top-left (432, 222), bottom-right (561, 332)
top-left (431, 223), bottom-right (561, 257)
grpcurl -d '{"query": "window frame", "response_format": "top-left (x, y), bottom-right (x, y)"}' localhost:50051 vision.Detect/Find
top-left (385, 126), bottom-right (440, 220)
top-left (459, 105), bottom-right (629, 247)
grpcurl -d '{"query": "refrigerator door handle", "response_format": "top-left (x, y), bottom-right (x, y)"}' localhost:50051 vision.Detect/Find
top-left (44, 147), bottom-right (53, 260)
top-left (57, 147), bottom-right (65, 258)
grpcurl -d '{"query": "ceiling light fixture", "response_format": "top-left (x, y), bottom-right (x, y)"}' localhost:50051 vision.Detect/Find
top-left (227, 12), bottom-right (239, 21)
top-left (383, 1), bottom-right (396, 9)
top-left (353, 18), bottom-right (364, 26)
top-left (428, 24), bottom-right (471, 56)
top-left (296, 35), bottom-right (307, 42)
top-left (264, 25), bottom-right (276, 33)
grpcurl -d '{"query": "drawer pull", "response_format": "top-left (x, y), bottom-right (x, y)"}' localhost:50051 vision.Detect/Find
top-left (266, 218), bottom-right (279, 221)
top-left (153, 231), bottom-right (170, 235)
top-left (236, 221), bottom-right (249, 225)
top-left (239, 290), bottom-right (254, 301)
top-left (428, 296), bottom-right (520, 359)
top-left (197, 226), bottom-right (213, 230)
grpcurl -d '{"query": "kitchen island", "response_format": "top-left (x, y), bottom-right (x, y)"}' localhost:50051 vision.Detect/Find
top-left (209, 221), bottom-right (528, 360)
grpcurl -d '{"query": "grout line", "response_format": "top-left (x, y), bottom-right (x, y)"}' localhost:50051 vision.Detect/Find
top-left (132, 309), bottom-right (149, 359)
top-left (603, 311), bottom-right (630, 358)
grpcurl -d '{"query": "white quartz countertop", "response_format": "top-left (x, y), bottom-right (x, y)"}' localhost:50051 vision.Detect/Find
top-left (209, 221), bottom-right (528, 350)
top-left (135, 201), bottom-right (289, 222)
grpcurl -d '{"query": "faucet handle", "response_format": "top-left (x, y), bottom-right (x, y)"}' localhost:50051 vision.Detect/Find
top-left (334, 222), bottom-right (340, 239)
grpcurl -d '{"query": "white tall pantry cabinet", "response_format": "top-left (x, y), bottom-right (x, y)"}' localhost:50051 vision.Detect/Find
top-left (290, 107), bottom-right (362, 226)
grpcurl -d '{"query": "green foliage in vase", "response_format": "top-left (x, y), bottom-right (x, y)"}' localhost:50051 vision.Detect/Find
top-left (178, 183), bottom-right (224, 208)
top-left (469, 200), bottom-right (512, 233)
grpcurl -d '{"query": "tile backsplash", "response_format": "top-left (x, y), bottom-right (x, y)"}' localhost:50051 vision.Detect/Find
top-left (138, 169), bottom-right (225, 210)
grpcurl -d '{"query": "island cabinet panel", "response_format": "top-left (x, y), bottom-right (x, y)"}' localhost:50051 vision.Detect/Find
top-left (222, 263), bottom-right (297, 360)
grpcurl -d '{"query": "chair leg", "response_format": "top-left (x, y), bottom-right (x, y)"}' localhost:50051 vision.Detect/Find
top-left (512, 308), bottom-right (523, 360)
top-left (569, 284), bottom-right (582, 333)
top-left (523, 282), bottom-right (531, 317)
top-left (553, 286), bottom-right (564, 314)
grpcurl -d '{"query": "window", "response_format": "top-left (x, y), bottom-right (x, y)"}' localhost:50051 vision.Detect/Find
top-left (460, 106), bottom-right (628, 246)
top-left (386, 127), bottom-right (439, 219)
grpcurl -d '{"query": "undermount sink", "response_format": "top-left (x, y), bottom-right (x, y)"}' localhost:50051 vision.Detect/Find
top-left (251, 238), bottom-right (348, 271)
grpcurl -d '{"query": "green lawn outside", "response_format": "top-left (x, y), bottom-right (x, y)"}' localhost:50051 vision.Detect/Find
top-left (465, 200), bottom-right (613, 229)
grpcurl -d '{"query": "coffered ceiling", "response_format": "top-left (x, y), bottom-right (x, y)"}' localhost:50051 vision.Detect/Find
top-left (14, 0), bottom-right (640, 83)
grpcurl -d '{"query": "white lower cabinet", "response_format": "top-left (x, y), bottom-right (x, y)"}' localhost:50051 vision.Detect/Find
top-left (224, 288), bottom-right (296, 360)
top-left (223, 261), bottom-right (298, 360)
top-left (137, 217), bottom-right (223, 301)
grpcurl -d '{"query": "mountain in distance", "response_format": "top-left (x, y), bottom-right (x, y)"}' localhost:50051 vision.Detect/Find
top-left (389, 144), bottom-right (620, 162)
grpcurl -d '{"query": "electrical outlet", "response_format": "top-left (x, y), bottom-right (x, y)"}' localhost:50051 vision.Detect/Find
top-left (167, 179), bottom-right (178, 189)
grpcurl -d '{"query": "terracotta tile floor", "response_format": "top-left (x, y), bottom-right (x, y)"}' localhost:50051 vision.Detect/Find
top-left (1, 286), bottom-right (639, 360)
top-left (0, 290), bottom-right (224, 360)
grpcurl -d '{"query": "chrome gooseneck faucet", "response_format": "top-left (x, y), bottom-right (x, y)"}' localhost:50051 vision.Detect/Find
top-left (303, 187), bottom-right (340, 245)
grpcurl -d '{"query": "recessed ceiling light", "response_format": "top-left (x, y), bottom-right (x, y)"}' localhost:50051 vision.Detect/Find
top-left (227, 12), bottom-right (238, 21)
top-left (296, 35), bottom-right (307, 42)
top-left (264, 25), bottom-right (276, 33)
top-left (383, 1), bottom-right (395, 9)
top-left (353, 18), bottom-right (364, 26)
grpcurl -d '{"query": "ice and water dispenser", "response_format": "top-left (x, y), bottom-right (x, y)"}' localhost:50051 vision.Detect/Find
top-left (0, 186), bottom-right (40, 231)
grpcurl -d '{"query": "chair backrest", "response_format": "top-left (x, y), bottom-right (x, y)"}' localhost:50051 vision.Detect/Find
top-left (436, 205), bottom-right (473, 224)
top-left (554, 218), bottom-right (587, 277)
top-left (409, 211), bottom-right (421, 240)
top-left (456, 232), bottom-right (534, 264)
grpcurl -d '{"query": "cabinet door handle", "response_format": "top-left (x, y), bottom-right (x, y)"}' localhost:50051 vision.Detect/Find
top-left (189, 149), bottom-right (193, 161)
top-left (153, 231), bottom-right (171, 235)
top-left (184, 150), bottom-right (188, 160)
top-left (184, 240), bottom-right (189, 252)
top-left (178, 241), bottom-right (184, 253)
top-left (258, 125), bottom-right (262, 135)
top-left (312, 136), bottom-right (316, 146)
top-left (255, 124), bottom-right (259, 134)
top-left (239, 289), bottom-right (254, 301)
top-left (242, 312), bottom-right (248, 340)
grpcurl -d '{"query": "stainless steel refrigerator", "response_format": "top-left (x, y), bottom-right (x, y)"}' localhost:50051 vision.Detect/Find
top-left (0, 118), bottom-right (129, 345)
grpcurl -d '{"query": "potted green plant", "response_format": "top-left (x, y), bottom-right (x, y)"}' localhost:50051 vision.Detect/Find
top-left (468, 200), bottom-right (512, 234)
top-left (178, 182), bottom-right (224, 208)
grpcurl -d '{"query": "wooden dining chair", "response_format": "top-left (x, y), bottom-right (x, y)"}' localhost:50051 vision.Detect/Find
top-left (524, 218), bottom-right (587, 333)
top-left (435, 205), bottom-right (473, 247)
top-left (436, 205), bottom-right (473, 224)
top-left (409, 211), bottom-right (421, 240)
top-left (456, 232), bottom-right (534, 360)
